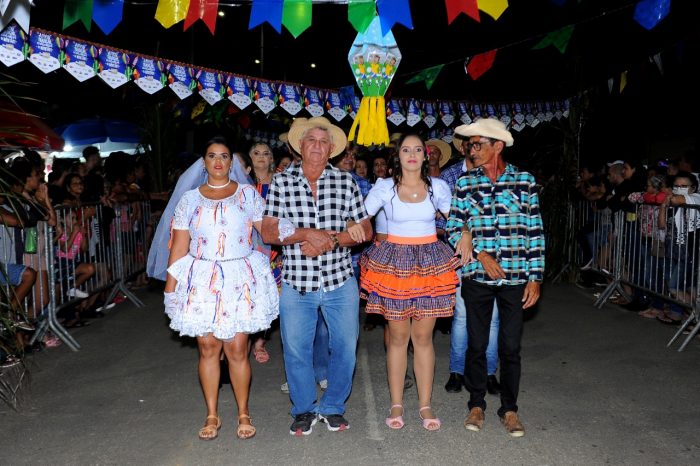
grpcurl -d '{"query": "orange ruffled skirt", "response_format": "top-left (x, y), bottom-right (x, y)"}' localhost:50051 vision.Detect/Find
top-left (360, 235), bottom-right (459, 321)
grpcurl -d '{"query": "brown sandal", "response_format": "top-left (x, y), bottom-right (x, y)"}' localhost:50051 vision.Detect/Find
top-left (198, 415), bottom-right (222, 441)
top-left (237, 414), bottom-right (256, 439)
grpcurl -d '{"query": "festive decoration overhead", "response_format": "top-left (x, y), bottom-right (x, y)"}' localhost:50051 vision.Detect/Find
top-left (249, 0), bottom-right (284, 33)
top-left (348, 0), bottom-right (376, 33)
top-left (154, 0), bottom-right (190, 29)
top-left (347, 16), bottom-right (401, 147)
top-left (478, 0), bottom-right (509, 20)
top-left (531, 25), bottom-right (574, 54)
top-left (406, 64), bottom-right (444, 90)
top-left (0, 0), bottom-right (31, 33)
top-left (445, 0), bottom-right (480, 24)
top-left (376, 0), bottom-right (413, 35)
top-left (465, 49), bottom-right (497, 80)
top-left (63, 0), bottom-right (93, 32)
top-left (633, 0), bottom-right (670, 30)
top-left (184, 0), bottom-right (219, 35)
top-left (282, 0), bottom-right (312, 38)
top-left (93, 0), bottom-right (124, 35)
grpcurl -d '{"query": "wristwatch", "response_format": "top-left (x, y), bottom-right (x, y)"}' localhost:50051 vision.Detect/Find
top-left (330, 233), bottom-right (340, 250)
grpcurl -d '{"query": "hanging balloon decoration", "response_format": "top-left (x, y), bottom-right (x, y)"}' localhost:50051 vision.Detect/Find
top-left (347, 16), bottom-right (401, 147)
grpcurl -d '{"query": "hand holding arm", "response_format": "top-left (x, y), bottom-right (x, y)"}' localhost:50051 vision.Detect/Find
top-left (477, 251), bottom-right (506, 280)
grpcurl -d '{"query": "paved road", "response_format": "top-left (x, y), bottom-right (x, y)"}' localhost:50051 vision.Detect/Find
top-left (2, 283), bottom-right (699, 465)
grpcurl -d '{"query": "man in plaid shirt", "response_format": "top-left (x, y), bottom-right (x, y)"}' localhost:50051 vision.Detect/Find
top-left (262, 117), bottom-right (372, 436)
top-left (446, 118), bottom-right (544, 438)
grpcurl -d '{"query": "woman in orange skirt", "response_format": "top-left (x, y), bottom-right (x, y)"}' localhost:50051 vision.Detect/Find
top-left (352, 134), bottom-right (461, 432)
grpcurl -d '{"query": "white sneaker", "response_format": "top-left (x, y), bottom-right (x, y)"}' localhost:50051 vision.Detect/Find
top-left (281, 382), bottom-right (289, 393)
top-left (96, 302), bottom-right (117, 312)
top-left (68, 288), bottom-right (89, 298)
top-left (318, 379), bottom-right (328, 390)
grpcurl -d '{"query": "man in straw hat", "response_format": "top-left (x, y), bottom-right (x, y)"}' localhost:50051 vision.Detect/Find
top-left (439, 132), bottom-right (502, 398)
top-left (446, 118), bottom-right (545, 438)
top-left (425, 138), bottom-right (452, 178)
top-left (262, 116), bottom-right (373, 436)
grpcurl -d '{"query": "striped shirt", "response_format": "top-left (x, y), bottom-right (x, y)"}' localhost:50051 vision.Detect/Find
top-left (264, 163), bottom-right (369, 292)
top-left (446, 163), bottom-right (545, 285)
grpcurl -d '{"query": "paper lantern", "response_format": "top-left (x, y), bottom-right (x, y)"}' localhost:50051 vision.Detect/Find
top-left (347, 16), bottom-right (401, 147)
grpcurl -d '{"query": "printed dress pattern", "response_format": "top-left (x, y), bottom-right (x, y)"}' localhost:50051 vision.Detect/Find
top-left (166, 186), bottom-right (279, 339)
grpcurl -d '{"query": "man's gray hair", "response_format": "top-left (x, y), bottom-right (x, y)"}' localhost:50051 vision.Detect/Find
top-left (300, 125), bottom-right (334, 145)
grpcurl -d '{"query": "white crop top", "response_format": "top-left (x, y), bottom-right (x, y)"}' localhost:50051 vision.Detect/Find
top-left (364, 177), bottom-right (452, 237)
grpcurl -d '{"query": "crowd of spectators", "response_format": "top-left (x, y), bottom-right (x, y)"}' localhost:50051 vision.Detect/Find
top-left (574, 150), bottom-right (700, 329)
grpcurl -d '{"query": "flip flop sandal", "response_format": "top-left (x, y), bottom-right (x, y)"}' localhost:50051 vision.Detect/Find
top-left (237, 414), bottom-right (256, 439)
top-left (199, 415), bottom-right (221, 441)
top-left (253, 346), bottom-right (270, 364)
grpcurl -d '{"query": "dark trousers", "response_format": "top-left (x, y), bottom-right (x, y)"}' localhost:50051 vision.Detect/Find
top-left (462, 279), bottom-right (525, 417)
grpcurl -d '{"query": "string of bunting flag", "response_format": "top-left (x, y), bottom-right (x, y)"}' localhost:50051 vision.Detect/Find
top-left (0, 23), bottom-right (571, 137)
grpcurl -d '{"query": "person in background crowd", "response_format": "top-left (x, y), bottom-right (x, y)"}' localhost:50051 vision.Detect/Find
top-left (163, 136), bottom-right (279, 441)
top-left (425, 139), bottom-right (451, 178)
top-left (354, 155), bottom-right (370, 182)
top-left (275, 153), bottom-right (293, 173)
top-left (359, 133), bottom-right (459, 432)
top-left (447, 118), bottom-right (544, 438)
top-left (247, 142), bottom-right (280, 365)
top-left (440, 132), bottom-right (501, 397)
top-left (656, 171), bottom-right (700, 325)
top-left (371, 153), bottom-right (389, 183)
top-left (261, 116), bottom-right (372, 436)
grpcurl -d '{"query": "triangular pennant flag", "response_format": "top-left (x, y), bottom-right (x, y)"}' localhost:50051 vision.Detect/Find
top-left (445, 0), bottom-right (479, 24)
top-left (619, 71), bottom-right (628, 93)
top-left (550, 25), bottom-right (574, 54)
top-left (0, 0), bottom-right (10, 16)
top-left (651, 52), bottom-right (664, 75)
top-left (607, 77), bottom-right (614, 94)
top-left (93, 0), bottom-right (124, 35)
top-left (478, 0), bottom-right (509, 21)
top-left (0, 0), bottom-right (31, 33)
top-left (183, 0), bottom-right (219, 34)
top-left (377, 0), bottom-right (413, 35)
top-left (63, 0), bottom-right (94, 31)
top-left (532, 25), bottom-right (574, 54)
top-left (282, 0), bottom-right (312, 38)
top-left (466, 49), bottom-right (497, 80)
top-left (633, 0), bottom-right (671, 30)
top-left (249, 0), bottom-right (284, 33)
top-left (155, 0), bottom-right (190, 29)
top-left (348, 0), bottom-right (375, 33)
top-left (406, 64), bottom-right (444, 90)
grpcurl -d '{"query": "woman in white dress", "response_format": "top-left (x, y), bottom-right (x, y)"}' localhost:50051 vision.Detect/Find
top-left (163, 137), bottom-right (279, 441)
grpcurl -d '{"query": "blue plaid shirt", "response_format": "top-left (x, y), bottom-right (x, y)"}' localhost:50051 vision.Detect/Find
top-left (351, 171), bottom-right (372, 198)
top-left (437, 160), bottom-right (468, 231)
top-left (446, 163), bottom-right (545, 285)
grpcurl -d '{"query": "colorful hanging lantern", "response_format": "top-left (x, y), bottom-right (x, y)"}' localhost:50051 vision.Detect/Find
top-left (347, 16), bottom-right (401, 147)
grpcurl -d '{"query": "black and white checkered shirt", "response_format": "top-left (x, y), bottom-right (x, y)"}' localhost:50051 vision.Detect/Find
top-left (264, 163), bottom-right (369, 292)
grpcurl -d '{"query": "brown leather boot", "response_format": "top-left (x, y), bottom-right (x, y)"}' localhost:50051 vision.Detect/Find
top-left (463, 407), bottom-right (485, 431)
top-left (501, 411), bottom-right (525, 437)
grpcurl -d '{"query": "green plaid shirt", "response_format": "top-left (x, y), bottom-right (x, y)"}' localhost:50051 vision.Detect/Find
top-left (446, 163), bottom-right (545, 285)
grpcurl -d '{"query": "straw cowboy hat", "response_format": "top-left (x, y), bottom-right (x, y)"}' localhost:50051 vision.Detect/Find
top-left (425, 139), bottom-right (452, 167)
top-left (454, 118), bottom-right (514, 147)
top-left (287, 116), bottom-right (347, 158)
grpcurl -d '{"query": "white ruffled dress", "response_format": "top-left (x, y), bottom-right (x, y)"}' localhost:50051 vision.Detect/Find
top-left (166, 185), bottom-right (279, 339)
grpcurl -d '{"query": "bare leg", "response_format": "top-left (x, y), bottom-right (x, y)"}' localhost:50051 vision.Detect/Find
top-left (411, 317), bottom-right (438, 428)
top-left (12, 268), bottom-right (36, 312)
top-left (386, 319), bottom-right (410, 423)
top-left (197, 334), bottom-right (224, 439)
top-left (223, 333), bottom-right (255, 438)
top-left (74, 263), bottom-right (96, 288)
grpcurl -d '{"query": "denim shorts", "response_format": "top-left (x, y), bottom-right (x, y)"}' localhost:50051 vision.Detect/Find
top-left (0, 262), bottom-right (28, 286)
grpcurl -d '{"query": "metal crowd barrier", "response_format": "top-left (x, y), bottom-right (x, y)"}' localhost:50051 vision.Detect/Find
top-left (568, 200), bottom-right (700, 351)
top-left (1, 200), bottom-right (151, 352)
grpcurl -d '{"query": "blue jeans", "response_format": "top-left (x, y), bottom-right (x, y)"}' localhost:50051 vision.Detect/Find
top-left (280, 278), bottom-right (359, 417)
top-left (313, 312), bottom-right (329, 383)
top-left (449, 282), bottom-right (500, 375)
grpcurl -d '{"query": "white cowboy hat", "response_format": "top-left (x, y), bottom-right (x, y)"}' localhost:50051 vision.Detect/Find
top-left (454, 118), bottom-right (514, 147)
top-left (288, 116), bottom-right (347, 158)
top-left (425, 139), bottom-right (452, 167)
